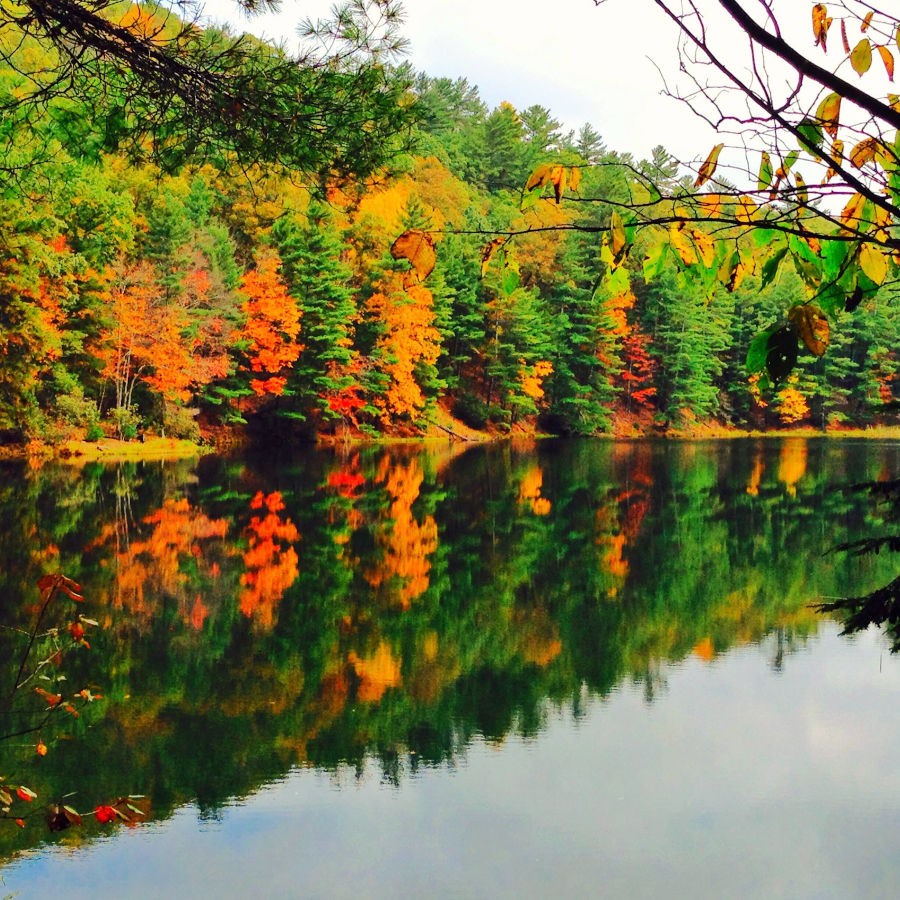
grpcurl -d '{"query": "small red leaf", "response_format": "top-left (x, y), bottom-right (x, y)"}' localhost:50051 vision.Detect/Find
top-left (94, 805), bottom-right (117, 824)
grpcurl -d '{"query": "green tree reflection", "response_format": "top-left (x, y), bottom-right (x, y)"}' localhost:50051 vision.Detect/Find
top-left (0, 438), bottom-right (896, 856)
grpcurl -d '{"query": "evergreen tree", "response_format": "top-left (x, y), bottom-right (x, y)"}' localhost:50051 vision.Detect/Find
top-left (273, 204), bottom-right (357, 426)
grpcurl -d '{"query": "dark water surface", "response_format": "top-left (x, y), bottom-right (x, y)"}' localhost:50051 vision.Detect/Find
top-left (0, 438), bottom-right (897, 898)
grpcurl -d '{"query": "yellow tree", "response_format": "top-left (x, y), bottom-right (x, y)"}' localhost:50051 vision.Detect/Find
top-left (366, 276), bottom-right (442, 422)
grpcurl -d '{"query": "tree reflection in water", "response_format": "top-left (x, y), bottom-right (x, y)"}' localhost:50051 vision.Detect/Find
top-left (0, 438), bottom-right (897, 858)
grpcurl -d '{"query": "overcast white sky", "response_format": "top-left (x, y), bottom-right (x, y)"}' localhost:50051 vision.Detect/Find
top-left (198, 0), bottom-right (715, 163)
top-left (196, 0), bottom-right (884, 181)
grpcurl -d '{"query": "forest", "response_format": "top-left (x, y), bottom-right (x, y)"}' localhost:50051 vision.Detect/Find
top-left (0, 1), bottom-right (897, 450)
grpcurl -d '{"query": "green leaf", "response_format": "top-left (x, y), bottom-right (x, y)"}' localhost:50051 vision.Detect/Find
top-left (746, 326), bottom-right (777, 375)
top-left (850, 39), bottom-right (873, 76)
top-left (761, 247), bottom-right (789, 286)
top-left (642, 241), bottom-right (669, 281)
top-left (797, 118), bottom-right (824, 152)
top-left (822, 239), bottom-right (851, 279)
top-left (816, 282), bottom-right (845, 317)
top-left (519, 187), bottom-right (542, 211)
top-left (752, 227), bottom-right (778, 248)
top-left (501, 268), bottom-right (520, 297)
top-left (603, 266), bottom-right (630, 295)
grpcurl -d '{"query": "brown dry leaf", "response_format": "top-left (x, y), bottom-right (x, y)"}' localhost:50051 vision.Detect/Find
top-left (480, 238), bottom-right (505, 276)
top-left (391, 230), bottom-right (436, 281)
top-left (789, 305), bottom-right (830, 356)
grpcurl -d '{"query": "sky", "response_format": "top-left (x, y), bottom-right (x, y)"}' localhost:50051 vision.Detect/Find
top-left (197, 0), bottom-right (717, 164)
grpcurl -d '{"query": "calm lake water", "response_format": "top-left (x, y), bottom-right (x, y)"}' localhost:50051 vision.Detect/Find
top-left (0, 438), bottom-right (898, 898)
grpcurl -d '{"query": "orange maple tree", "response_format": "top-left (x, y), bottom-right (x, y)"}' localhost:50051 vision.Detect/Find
top-left (239, 251), bottom-right (302, 397)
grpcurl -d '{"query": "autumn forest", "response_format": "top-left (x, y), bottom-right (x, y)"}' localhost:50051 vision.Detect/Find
top-left (1, 3), bottom-right (896, 453)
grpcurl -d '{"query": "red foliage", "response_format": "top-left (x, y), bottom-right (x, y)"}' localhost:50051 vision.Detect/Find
top-left (94, 805), bottom-right (117, 824)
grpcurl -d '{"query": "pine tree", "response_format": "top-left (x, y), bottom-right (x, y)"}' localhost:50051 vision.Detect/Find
top-left (273, 203), bottom-right (357, 427)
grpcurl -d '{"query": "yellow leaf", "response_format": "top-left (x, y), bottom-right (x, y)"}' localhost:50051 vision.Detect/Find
top-left (669, 223), bottom-right (697, 266)
top-left (694, 143), bottom-right (724, 188)
top-left (858, 242), bottom-right (888, 283)
top-left (390, 230), bottom-right (436, 281)
top-left (815, 92), bottom-right (842, 138)
top-left (795, 172), bottom-right (808, 205)
top-left (699, 194), bottom-right (723, 217)
top-left (840, 192), bottom-right (866, 230)
top-left (850, 39), bottom-right (873, 75)
top-left (610, 210), bottom-right (627, 262)
top-left (568, 167), bottom-right (582, 193)
top-left (849, 137), bottom-right (879, 168)
top-left (789, 305), bottom-right (830, 356)
top-left (736, 195), bottom-right (758, 223)
top-left (525, 163), bottom-right (553, 192)
top-left (691, 228), bottom-right (716, 267)
top-left (812, 4), bottom-right (831, 50)
top-left (878, 45), bottom-right (895, 81)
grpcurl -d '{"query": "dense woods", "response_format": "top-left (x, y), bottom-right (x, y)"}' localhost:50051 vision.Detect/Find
top-left (0, 2), bottom-right (897, 449)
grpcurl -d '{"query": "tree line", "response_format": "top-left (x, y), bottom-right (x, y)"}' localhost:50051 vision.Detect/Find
top-left (0, 4), bottom-right (896, 446)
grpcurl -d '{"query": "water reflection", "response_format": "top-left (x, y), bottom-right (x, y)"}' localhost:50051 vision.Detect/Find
top-left (0, 439), bottom-right (897, 860)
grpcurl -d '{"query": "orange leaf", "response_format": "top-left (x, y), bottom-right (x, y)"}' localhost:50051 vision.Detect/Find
top-left (878, 45), bottom-right (895, 81)
top-left (812, 5), bottom-right (831, 51)
top-left (549, 165), bottom-right (567, 203)
top-left (34, 687), bottom-right (62, 707)
top-left (789, 305), bottom-right (830, 356)
top-left (840, 192), bottom-right (865, 229)
top-left (36, 740), bottom-right (48, 757)
top-left (861, 11), bottom-right (874, 33)
top-left (390, 230), bottom-right (436, 281)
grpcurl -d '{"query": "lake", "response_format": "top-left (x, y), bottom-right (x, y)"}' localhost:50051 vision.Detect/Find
top-left (1, 438), bottom-right (898, 898)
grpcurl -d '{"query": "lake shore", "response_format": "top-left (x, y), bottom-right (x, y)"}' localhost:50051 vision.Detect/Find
top-left (2, 423), bottom-right (898, 464)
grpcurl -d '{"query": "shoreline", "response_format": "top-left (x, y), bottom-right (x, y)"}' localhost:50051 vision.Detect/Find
top-left (1, 424), bottom-right (899, 464)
